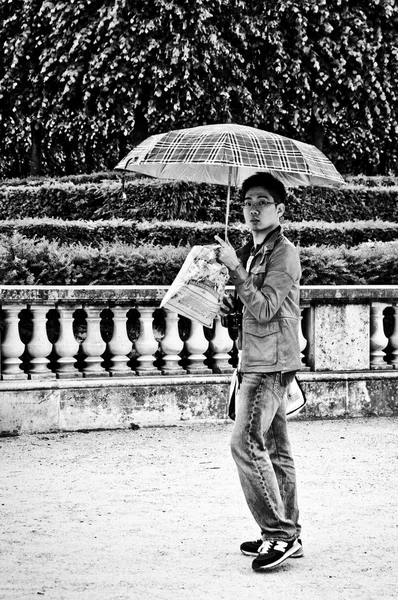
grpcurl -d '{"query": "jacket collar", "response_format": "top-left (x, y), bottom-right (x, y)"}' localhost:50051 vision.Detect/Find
top-left (237, 226), bottom-right (282, 265)
top-left (254, 225), bottom-right (282, 255)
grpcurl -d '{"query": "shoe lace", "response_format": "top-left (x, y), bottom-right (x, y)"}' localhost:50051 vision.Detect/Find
top-left (258, 540), bottom-right (274, 554)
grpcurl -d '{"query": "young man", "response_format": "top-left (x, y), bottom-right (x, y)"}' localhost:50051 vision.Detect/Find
top-left (216, 172), bottom-right (303, 571)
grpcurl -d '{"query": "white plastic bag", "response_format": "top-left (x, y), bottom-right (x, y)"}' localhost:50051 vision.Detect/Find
top-left (286, 377), bottom-right (307, 418)
top-left (161, 245), bottom-right (229, 327)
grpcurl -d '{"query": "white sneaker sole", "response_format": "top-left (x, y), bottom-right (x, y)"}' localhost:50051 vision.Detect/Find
top-left (241, 550), bottom-right (258, 556)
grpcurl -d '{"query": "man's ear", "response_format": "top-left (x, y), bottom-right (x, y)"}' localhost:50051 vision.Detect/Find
top-left (277, 203), bottom-right (285, 218)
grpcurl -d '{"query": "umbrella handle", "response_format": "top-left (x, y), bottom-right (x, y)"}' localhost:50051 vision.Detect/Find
top-left (225, 167), bottom-right (232, 241)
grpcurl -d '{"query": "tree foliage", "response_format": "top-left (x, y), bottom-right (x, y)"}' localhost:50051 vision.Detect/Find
top-left (0, 0), bottom-right (397, 177)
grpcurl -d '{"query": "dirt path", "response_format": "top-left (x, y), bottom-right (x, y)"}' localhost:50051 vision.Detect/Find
top-left (1, 417), bottom-right (397, 600)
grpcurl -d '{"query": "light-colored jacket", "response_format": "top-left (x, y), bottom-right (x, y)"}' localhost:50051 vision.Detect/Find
top-left (229, 227), bottom-right (301, 373)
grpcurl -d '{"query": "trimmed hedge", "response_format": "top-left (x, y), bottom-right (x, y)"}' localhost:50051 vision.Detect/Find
top-left (2, 218), bottom-right (398, 249)
top-left (286, 185), bottom-right (398, 223)
top-left (343, 176), bottom-right (398, 188)
top-left (0, 171), bottom-right (139, 187)
top-left (0, 218), bottom-right (140, 246)
top-left (300, 242), bottom-right (398, 285)
top-left (1, 172), bottom-right (397, 188)
top-left (0, 234), bottom-right (186, 286)
top-left (0, 233), bottom-right (396, 286)
top-left (0, 177), bottom-right (398, 223)
top-left (285, 220), bottom-right (398, 248)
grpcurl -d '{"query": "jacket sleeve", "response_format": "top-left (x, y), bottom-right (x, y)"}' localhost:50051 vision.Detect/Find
top-left (229, 242), bottom-right (301, 324)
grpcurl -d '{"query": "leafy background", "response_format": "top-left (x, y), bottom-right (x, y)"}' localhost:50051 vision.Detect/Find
top-left (0, 0), bottom-right (397, 178)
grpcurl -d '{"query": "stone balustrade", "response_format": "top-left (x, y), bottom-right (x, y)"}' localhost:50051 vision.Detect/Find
top-left (0, 285), bottom-right (397, 433)
top-left (0, 285), bottom-right (397, 379)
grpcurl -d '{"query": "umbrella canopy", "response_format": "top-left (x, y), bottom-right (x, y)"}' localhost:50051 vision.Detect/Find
top-left (115, 123), bottom-right (344, 237)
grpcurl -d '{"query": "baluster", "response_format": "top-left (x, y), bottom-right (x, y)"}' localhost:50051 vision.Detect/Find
top-left (210, 315), bottom-right (233, 373)
top-left (135, 305), bottom-right (159, 375)
top-left (185, 320), bottom-right (211, 374)
top-left (370, 302), bottom-right (389, 369)
top-left (108, 305), bottom-right (133, 376)
top-left (389, 304), bottom-right (398, 369)
top-left (299, 304), bottom-right (310, 370)
top-left (54, 304), bottom-right (81, 378)
top-left (160, 309), bottom-right (185, 375)
top-left (27, 304), bottom-right (55, 379)
top-left (1, 304), bottom-right (27, 380)
top-left (81, 305), bottom-right (108, 377)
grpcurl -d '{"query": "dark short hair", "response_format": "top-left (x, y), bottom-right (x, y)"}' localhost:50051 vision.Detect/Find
top-left (241, 172), bottom-right (286, 205)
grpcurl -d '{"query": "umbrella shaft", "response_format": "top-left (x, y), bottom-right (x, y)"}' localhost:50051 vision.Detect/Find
top-left (225, 167), bottom-right (232, 241)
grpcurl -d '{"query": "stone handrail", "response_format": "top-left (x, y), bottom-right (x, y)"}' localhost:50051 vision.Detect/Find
top-left (0, 285), bottom-right (397, 381)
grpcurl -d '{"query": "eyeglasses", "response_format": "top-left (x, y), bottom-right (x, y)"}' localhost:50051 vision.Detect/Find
top-left (243, 200), bottom-right (276, 209)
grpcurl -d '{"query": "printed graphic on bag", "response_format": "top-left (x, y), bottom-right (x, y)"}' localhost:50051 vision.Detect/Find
top-left (161, 245), bottom-right (229, 327)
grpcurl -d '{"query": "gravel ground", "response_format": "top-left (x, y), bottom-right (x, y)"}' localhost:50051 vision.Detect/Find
top-left (1, 417), bottom-right (397, 600)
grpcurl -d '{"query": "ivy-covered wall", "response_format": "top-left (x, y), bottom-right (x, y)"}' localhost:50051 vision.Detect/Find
top-left (0, 0), bottom-right (397, 178)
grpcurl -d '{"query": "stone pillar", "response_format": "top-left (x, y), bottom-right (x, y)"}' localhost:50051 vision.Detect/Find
top-left (135, 305), bottom-right (159, 375)
top-left (370, 302), bottom-right (390, 369)
top-left (27, 304), bottom-right (55, 379)
top-left (390, 304), bottom-right (398, 369)
top-left (313, 303), bottom-right (370, 371)
top-left (1, 304), bottom-right (27, 380)
top-left (299, 304), bottom-right (310, 370)
top-left (108, 305), bottom-right (133, 376)
top-left (160, 309), bottom-right (185, 375)
top-left (55, 305), bottom-right (81, 378)
top-left (185, 320), bottom-right (210, 374)
top-left (210, 316), bottom-right (233, 374)
top-left (81, 305), bottom-right (108, 377)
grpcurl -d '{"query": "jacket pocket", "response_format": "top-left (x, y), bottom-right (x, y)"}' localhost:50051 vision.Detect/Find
top-left (249, 263), bottom-right (267, 275)
top-left (249, 263), bottom-right (267, 288)
top-left (243, 320), bottom-right (279, 366)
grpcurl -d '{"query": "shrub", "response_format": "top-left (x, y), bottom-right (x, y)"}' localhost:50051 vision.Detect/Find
top-left (0, 233), bottom-right (396, 285)
top-left (284, 220), bottom-right (398, 247)
top-left (300, 242), bottom-right (398, 285)
top-left (1, 177), bottom-right (397, 223)
top-left (1, 218), bottom-right (397, 249)
top-left (286, 185), bottom-right (398, 223)
top-left (0, 233), bottom-right (70, 285)
top-left (0, 218), bottom-right (139, 246)
top-left (0, 233), bottom-right (187, 285)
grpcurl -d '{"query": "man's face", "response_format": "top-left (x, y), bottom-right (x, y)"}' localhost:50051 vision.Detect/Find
top-left (243, 185), bottom-right (284, 233)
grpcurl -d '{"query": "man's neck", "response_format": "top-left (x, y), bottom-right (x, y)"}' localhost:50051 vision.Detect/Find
top-left (251, 225), bottom-right (279, 247)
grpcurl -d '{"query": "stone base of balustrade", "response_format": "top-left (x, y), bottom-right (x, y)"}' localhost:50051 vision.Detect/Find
top-left (109, 371), bottom-right (136, 377)
top-left (29, 373), bottom-right (56, 380)
top-left (0, 371), bottom-right (397, 436)
top-left (82, 371), bottom-right (109, 378)
top-left (136, 369), bottom-right (162, 376)
top-left (161, 369), bottom-right (187, 376)
top-left (212, 366), bottom-right (235, 375)
top-left (57, 372), bottom-right (83, 379)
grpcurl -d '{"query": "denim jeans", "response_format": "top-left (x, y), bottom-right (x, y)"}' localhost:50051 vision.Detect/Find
top-left (230, 372), bottom-right (301, 541)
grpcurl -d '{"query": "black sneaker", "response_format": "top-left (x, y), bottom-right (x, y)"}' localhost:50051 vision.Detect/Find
top-left (241, 537), bottom-right (303, 559)
top-left (252, 538), bottom-right (301, 571)
top-left (240, 539), bottom-right (263, 556)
